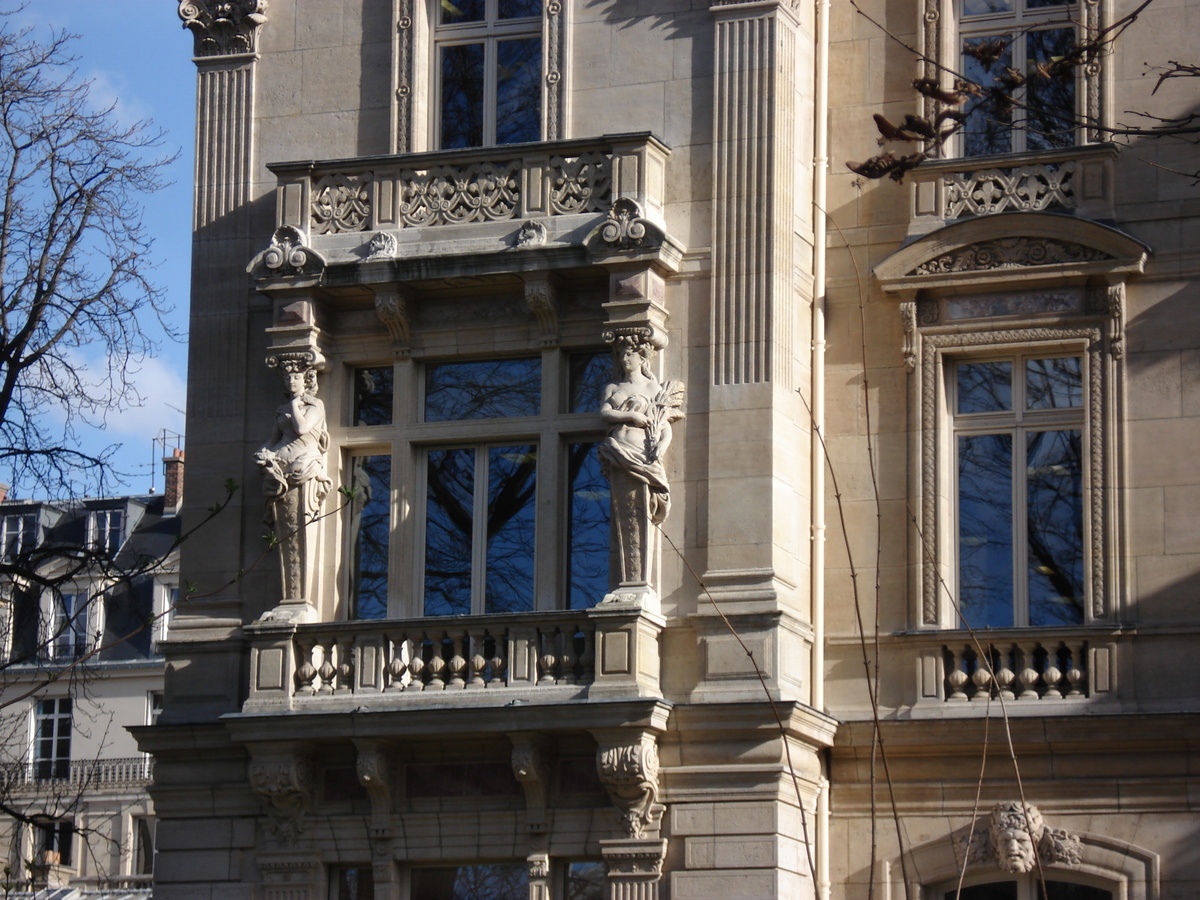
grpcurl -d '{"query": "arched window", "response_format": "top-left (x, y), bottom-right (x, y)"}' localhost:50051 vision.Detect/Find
top-left (941, 876), bottom-right (1113, 899)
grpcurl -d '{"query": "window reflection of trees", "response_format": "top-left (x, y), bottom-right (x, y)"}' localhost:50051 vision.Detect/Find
top-left (425, 358), bottom-right (541, 422)
top-left (954, 355), bottom-right (1083, 628)
top-left (411, 864), bottom-right (529, 900)
top-left (349, 455), bottom-right (390, 619)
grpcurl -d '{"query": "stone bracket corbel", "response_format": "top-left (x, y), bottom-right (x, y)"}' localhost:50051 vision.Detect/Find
top-left (248, 225), bottom-right (327, 288)
top-left (354, 739), bottom-right (395, 839)
top-left (592, 729), bottom-right (663, 839)
top-left (522, 274), bottom-right (560, 345)
top-left (508, 732), bottom-right (552, 833)
top-left (247, 747), bottom-right (315, 845)
top-left (372, 286), bottom-right (412, 356)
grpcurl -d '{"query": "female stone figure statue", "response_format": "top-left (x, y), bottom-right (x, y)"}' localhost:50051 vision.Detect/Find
top-left (256, 362), bottom-right (332, 601)
top-left (599, 335), bottom-right (684, 596)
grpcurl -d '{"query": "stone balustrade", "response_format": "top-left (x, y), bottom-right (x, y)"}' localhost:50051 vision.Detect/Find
top-left (245, 606), bottom-right (664, 712)
top-left (943, 638), bottom-right (1090, 701)
top-left (267, 132), bottom-right (669, 240)
top-left (908, 144), bottom-right (1118, 235)
top-left (2, 756), bottom-right (152, 791)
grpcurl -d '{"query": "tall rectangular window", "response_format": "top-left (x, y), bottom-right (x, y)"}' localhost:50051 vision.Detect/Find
top-left (89, 509), bottom-right (124, 554)
top-left (33, 698), bottom-right (71, 780)
top-left (954, 355), bottom-right (1085, 627)
top-left (35, 818), bottom-right (74, 867)
top-left (435, 0), bottom-right (543, 148)
top-left (49, 591), bottom-right (90, 660)
top-left (411, 864), bottom-right (528, 900)
top-left (959, 0), bottom-right (1078, 156)
top-left (343, 350), bottom-right (611, 618)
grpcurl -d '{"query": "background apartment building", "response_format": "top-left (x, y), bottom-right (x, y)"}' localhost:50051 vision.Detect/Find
top-left (145, 1), bottom-right (1200, 898)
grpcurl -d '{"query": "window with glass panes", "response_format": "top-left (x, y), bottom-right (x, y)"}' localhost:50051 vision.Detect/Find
top-left (344, 350), bottom-right (611, 619)
top-left (33, 698), bottom-right (71, 780)
top-left (434, 0), bottom-right (544, 148)
top-left (1, 512), bottom-right (36, 559)
top-left (953, 353), bottom-right (1085, 628)
top-left (49, 591), bottom-right (90, 660)
top-left (959, 0), bottom-right (1079, 156)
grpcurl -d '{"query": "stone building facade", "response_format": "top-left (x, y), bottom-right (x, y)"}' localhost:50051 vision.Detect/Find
top-left (145, 0), bottom-right (1200, 898)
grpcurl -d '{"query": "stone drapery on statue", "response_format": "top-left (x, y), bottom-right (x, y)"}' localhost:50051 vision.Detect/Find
top-left (256, 360), bottom-right (332, 602)
top-left (599, 335), bottom-right (684, 599)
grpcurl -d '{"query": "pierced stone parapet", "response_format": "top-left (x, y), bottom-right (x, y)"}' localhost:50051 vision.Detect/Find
top-left (908, 145), bottom-right (1119, 235)
top-left (266, 133), bottom-right (668, 242)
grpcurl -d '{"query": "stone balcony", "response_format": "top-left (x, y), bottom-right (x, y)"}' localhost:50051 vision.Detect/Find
top-left (3, 756), bottom-right (152, 792)
top-left (243, 605), bottom-right (664, 715)
top-left (263, 132), bottom-right (670, 264)
top-left (907, 144), bottom-right (1119, 236)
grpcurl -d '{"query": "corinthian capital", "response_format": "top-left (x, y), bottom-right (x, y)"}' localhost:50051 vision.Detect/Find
top-left (179, 0), bottom-right (269, 57)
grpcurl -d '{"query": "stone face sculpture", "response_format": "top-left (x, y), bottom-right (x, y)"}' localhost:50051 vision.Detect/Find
top-left (956, 801), bottom-right (1083, 873)
top-left (598, 334), bottom-right (684, 597)
top-left (256, 359), bottom-right (332, 601)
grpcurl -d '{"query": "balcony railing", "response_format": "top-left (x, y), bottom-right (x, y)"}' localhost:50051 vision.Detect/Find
top-left (268, 132), bottom-right (669, 240)
top-left (1, 756), bottom-right (152, 792)
top-left (908, 144), bottom-right (1119, 234)
top-left (245, 606), bottom-right (663, 712)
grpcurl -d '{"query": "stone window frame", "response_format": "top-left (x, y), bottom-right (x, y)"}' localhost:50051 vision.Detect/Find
top-left (393, 0), bottom-right (568, 153)
top-left (335, 345), bottom-right (610, 621)
top-left (913, 321), bottom-right (1108, 629)
top-left (32, 696), bottom-right (72, 780)
top-left (919, 0), bottom-right (1108, 155)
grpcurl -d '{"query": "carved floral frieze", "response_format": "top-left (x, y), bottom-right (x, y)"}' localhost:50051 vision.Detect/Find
top-left (911, 238), bottom-right (1111, 276)
top-left (179, 0), bottom-right (268, 57)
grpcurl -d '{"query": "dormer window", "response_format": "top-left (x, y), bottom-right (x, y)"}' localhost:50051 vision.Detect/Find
top-left (89, 509), bottom-right (123, 555)
top-left (0, 512), bottom-right (37, 559)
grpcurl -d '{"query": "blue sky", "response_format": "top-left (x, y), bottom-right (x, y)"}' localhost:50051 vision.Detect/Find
top-left (8, 2), bottom-right (194, 499)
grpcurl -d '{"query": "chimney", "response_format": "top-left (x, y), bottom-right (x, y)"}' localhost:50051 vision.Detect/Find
top-left (0, 483), bottom-right (8, 503)
top-left (163, 449), bottom-right (185, 511)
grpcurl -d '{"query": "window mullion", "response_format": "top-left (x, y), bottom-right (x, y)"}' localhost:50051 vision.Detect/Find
top-left (1014, 423), bottom-right (1030, 626)
top-left (471, 445), bottom-right (490, 614)
top-left (483, 38), bottom-right (499, 146)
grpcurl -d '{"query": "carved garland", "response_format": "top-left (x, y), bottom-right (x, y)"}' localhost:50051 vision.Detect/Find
top-left (248, 756), bottom-right (315, 843)
top-left (917, 327), bottom-right (1106, 626)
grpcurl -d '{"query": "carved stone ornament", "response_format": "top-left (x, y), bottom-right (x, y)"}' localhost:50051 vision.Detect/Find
top-left (599, 332), bottom-right (684, 599)
top-left (596, 734), bottom-right (662, 838)
top-left (954, 802), bottom-right (1083, 874)
top-left (516, 219), bottom-right (548, 248)
top-left (257, 352), bottom-right (332, 602)
top-left (373, 287), bottom-right (411, 347)
top-left (365, 231), bottom-right (397, 261)
top-left (179, 0), bottom-right (269, 57)
top-left (900, 301), bottom-right (917, 373)
top-left (524, 275), bottom-right (559, 344)
top-left (247, 225), bottom-right (326, 280)
top-left (248, 755), bottom-right (314, 843)
top-left (598, 198), bottom-right (655, 250)
top-left (911, 238), bottom-right (1112, 276)
top-left (510, 734), bottom-right (551, 832)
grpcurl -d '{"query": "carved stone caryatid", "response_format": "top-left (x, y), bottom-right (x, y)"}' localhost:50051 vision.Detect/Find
top-left (595, 732), bottom-right (662, 839)
top-left (179, 0), bottom-right (268, 57)
top-left (954, 801), bottom-right (1083, 874)
top-left (248, 754), bottom-right (315, 843)
top-left (599, 331), bottom-right (684, 604)
top-left (256, 352), bottom-right (332, 602)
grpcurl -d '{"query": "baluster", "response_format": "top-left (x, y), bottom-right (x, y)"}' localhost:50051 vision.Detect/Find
top-left (294, 637), bottom-right (318, 696)
top-left (1041, 643), bottom-right (1065, 699)
top-left (578, 628), bottom-right (595, 684)
top-left (407, 638), bottom-right (427, 691)
top-left (1016, 643), bottom-right (1040, 700)
top-left (447, 632), bottom-right (467, 687)
top-left (945, 646), bottom-right (969, 701)
top-left (426, 634), bottom-right (446, 690)
top-left (468, 631), bottom-right (487, 688)
top-left (335, 636), bottom-right (355, 695)
top-left (489, 633), bottom-right (506, 687)
top-left (386, 634), bottom-right (408, 692)
top-left (970, 650), bottom-right (993, 701)
top-left (1065, 641), bottom-right (1086, 698)
top-left (994, 645), bottom-right (1016, 699)
top-left (317, 638), bottom-right (337, 694)
top-left (559, 627), bottom-right (578, 686)
top-left (538, 630), bottom-right (559, 686)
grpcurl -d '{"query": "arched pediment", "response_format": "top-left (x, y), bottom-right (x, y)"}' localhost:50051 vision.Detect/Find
top-left (875, 212), bottom-right (1150, 295)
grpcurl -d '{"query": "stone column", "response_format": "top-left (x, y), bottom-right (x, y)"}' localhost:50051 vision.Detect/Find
top-left (698, 0), bottom-right (815, 700)
top-left (600, 839), bottom-right (667, 900)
